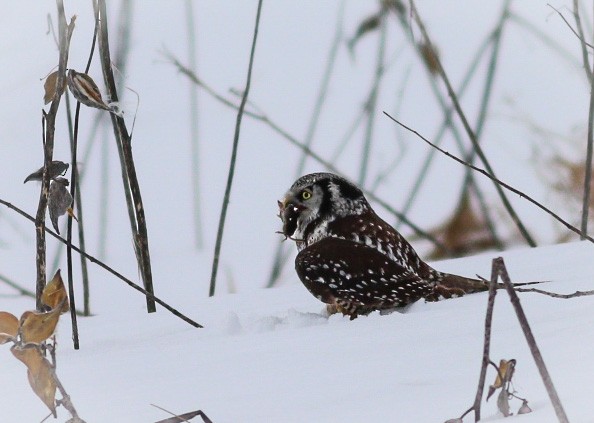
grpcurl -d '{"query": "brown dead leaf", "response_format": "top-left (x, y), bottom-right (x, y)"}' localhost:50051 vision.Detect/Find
top-left (44, 70), bottom-right (65, 105)
top-left (19, 304), bottom-right (63, 344)
top-left (0, 311), bottom-right (19, 344)
top-left (11, 345), bottom-right (57, 416)
top-left (28, 360), bottom-right (57, 416)
top-left (487, 359), bottom-right (516, 401)
top-left (42, 269), bottom-right (69, 313)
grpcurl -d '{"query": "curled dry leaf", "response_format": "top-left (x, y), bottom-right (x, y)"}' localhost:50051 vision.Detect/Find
top-left (49, 177), bottom-right (73, 234)
top-left (11, 345), bottom-right (57, 416)
top-left (67, 69), bottom-right (111, 111)
top-left (19, 302), bottom-right (64, 344)
top-left (43, 70), bottom-right (66, 105)
top-left (487, 359), bottom-right (515, 401)
top-left (42, 269), bottom-right (69, 313)
top-left (0, 311), bottom-right (19, 344)
top-left (23, 160), bottom-right (69, 184)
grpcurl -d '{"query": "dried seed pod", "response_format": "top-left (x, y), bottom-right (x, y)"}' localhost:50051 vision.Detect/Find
top-left (48, 177), bottom-right (72, 234)
top-left (66, 69), bottom-right (111, 111)
top-left (23, 161), bottom-right (69, 184)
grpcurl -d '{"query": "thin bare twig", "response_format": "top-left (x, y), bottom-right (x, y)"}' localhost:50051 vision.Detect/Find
top-left (383, 111), bottom-right (594, 244)
top-left (409, 1), bottom-right (537, 247)
top-left (498, 257), bottom-right (569, 423)
top-left (209, 0), bottom-right (263, 297)
top-left (0, 198), bottom-right (203, 328)
top-left (515, 287), bottom-right (594, 298)
top-left (549, 2), bottom-right (593, 82)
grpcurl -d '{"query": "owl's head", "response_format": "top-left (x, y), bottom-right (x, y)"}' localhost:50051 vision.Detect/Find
top-left (278, 172), bottom-right (368, 239)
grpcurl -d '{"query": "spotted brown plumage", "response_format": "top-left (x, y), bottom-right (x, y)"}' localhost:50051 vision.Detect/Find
top-left (278, 172), bottom-right (488, 319)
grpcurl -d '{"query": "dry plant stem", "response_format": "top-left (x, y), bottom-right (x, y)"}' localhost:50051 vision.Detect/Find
top-left (36, 2), bottom-right (75, 311)
top-left (0, 198), bottom-right (203, 328)
top-left (95, 0), bottom-right (156, 312)
top-left (63, 15), bottom-right (100, 347)
top-left (383, 111), bottom-right (594, 244)
top-left (498, 258), bottom-right (569, 423)
top-left (54, 369), bottom-right (85, 422)
top-left (572, 0), bottom-right (593, 84)
top-left (65, 94), bottom-right (91, 317)
top-left (185, 0), bottom-right (204, 250)
top-left (582, 4), bottom-right (594, 239)
top-left (167, 59), bottom-right (448, 252)
top-left (463, 261), bottom-right (498, 422)
top-left (64, 93), bottom-right (81, 349)
top-left (266, 2), bottom-right (344, 288)
top-left (409, 1), bottom-right (536, 248)
top-left (209, 0), bottom-right (263, 296)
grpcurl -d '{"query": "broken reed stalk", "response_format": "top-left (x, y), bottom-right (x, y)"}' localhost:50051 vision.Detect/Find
top-left (383, 111), bottom-right (594, 244)
top-left (94, 0), bottom-right (156, 312)
top-left (409, 1), bottom-right (536, 247)
top-left (36, 1), bottom-right (75, 311)
top-left (497, 258), bottom-right (569, 423)
top-left (166, 58), bottom-right (449, 252)
top-left (209, 0), bottom-right (263, 297)
top-left (0, 198), bottom-right (203, 329)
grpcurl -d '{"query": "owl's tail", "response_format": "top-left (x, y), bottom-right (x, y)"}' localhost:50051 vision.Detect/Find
top-left (425, 272), bottom-right (488, 301)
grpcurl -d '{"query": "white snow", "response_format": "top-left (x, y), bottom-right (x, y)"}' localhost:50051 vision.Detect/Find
top-left (1, 1), bottom-right (594, 422)
top-left (0, 241), bottom-right (593, 422)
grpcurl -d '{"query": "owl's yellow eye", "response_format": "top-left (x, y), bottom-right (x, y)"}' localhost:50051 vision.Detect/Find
top-left (301, 190), bottom-right (312, 200)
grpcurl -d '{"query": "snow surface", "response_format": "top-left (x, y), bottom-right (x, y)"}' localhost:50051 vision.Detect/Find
top-left (1, 240), bottom-right (593, 422)
top-left (1, 1), bottom-right (594, 422)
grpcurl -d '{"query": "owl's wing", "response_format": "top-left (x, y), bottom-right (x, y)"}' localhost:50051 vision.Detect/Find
top-left (295, 237), bottom-right (433, 313)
